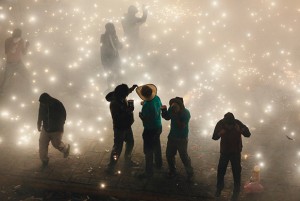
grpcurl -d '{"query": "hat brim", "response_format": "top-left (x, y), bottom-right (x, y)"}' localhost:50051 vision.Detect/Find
top-left (136, 84), bottom-right (157, 101)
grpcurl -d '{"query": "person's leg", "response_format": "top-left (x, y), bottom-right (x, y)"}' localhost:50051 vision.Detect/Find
top-left (143, 129), bottom-right (154, 177)
top-left (166, 137), bottom-right (177, 176)
top-left (39, 129), bottom-right (50, 166)
top-left (216, 153), bottom-right (230, 196)
top-left (108, 128), bottom-right (125, 170)
top-left (177, 138), bottom-right (194, 178)
top-left (50, 131), bottom-right (70, 158)
top-left (153, 127), bottom-right (162, 168)
top-left (230, 153), bottom-right (242, 193)
top-left (0, 62), bottom-right (16, 93)
top-left (124, 127), bottom-right (138, 167)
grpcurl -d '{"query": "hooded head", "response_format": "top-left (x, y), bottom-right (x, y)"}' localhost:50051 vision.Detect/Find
top-left (39, 93), bottom-right (51, 104)
top-left (105, 22), bottom-right (116, 35)
top-left (114, 84), bottom-right (130, 100)
top-left (169, 97), bottom-right (185, 113)
top-left (223, 112), bottom-right (235, 125)
top-left (12, 28), bottom-right (22, 38)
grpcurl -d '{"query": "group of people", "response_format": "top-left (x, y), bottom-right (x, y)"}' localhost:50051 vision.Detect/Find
top-left (0, 5), bottom-right (252, 201)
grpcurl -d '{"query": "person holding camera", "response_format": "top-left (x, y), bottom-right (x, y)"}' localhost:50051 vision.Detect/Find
top-left (105, 84), bottom-right (138, 174)
top-left (161, 97), bottom-right (194, 181)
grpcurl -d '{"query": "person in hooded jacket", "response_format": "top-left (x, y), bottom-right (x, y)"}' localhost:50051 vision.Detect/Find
top-left (100, 23), bottom-right (123, 92)
top-left (212, 112), bottom-right (251, 200)
top-left (162, 97), bottom-right (194, 181)
top-left (37, 93), bottom-right (70, 169)
top-left (105, 83), bottom-right (138, 174)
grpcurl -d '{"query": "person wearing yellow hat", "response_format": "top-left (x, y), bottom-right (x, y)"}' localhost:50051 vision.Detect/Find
top-left (136, 84), bottom-right (162, 178)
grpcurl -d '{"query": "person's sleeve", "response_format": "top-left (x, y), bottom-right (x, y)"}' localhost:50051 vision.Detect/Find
top-left (212, 120), bottom-right (223, 140)
top-left (237, 120), bottom-right (251, 137)
top-left (162, 108), bottom-right (171, 120)
top-left (37, 105), bottom-right (43, 129)
top-left (135, 9), bottom-right (148, 24)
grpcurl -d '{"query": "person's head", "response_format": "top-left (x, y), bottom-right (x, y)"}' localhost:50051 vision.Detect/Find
top-left (12, 28), bottom-right (22, 39)
top-left (136, 84), bottom-right (157, 101)
top-left (105, 22), bottom-right (116, 35)
top-left (223, 112), bottom-right (235, 125)
top-left (39, 93), bottom-right (51, 105)
top-left (128, 5), bottom-right (138, 15)
top-left (169, 97), bottom-right (185, 114)
top-left (114, 84), bottom-right (129, 100)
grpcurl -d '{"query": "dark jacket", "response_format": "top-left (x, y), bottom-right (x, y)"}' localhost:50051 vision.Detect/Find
top-left (106, 92), bottom-right (134, 129)
top-left (100, 33), bottom-right (122, 67)
top-left (212, 119), bottom-right (251, 154)
top-left (38, 98), bottom-right (66, 132)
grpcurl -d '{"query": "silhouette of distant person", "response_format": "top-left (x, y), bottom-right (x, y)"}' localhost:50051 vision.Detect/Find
top-left (105, 84), bottom-right (139, 175)
top-left (122, 5), bottom-right (147, 54)
top-left (100, 23), bottom-right (123, 92)
top-left (37, 93), bottom-right (70, 169)
top-left (0, 28), bottom-right (30, 94)
top-left (212, 112), bottom-right (251, 201)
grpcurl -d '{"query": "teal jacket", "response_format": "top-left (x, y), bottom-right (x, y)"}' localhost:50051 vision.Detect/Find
top-left (141, 95), bottom-right (162, 129)
top-left (163, 108), bottom-right (190, 138)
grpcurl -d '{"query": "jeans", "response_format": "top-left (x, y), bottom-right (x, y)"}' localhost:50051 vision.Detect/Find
top-left (217, 152), bottom-right (241, 192)
top-left (142, 127), bottom-right (162, 176)
top-left (108, 127), bottom-right (134, 168)
top-left (166, 137), bottom-right (193, 177)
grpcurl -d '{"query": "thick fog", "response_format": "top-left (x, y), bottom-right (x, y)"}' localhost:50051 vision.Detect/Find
top-left (0, 0), bottom-right (300, 182)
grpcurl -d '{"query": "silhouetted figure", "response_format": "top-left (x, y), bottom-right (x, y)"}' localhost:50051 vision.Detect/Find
top-left (212, 112), bottom-right (251, 201)
top-left (122, 5), bottom-right (147, 54)
top-left (105, 84), bottom-right (139, 174)
top-left (136, 84), bottom-right (162, 178)
top-left (37, 93), bottom-right (70, 169)
top-left (100, 23), bottom-right (123, 92)
top-left (162, 97), bottom-right (194, 181)
top-left (0, 28), bottom-right (30, 94)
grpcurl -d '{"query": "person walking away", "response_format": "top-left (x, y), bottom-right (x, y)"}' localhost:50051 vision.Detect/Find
top-left (212, 112), bottom-right (251, 201)
top-left (105, 84), bottom-right (139, 175)
top-left (161, 97), bottom-right (194, 181)
top-left (37, 93), bottom-right (70, 169)
top-left (136, 84), bottom-right (162, 178)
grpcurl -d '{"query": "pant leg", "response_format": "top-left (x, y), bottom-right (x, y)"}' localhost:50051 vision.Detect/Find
top-left (39, 129), bottom-right (50, 162)
top-left (16, 62), bottom-right (30, 86)
top-left (124, 127), bottom-right (134, 161)
top-left (0, 62), bottom-right (16, 92)
top-left (143, 129), bottom-right (154, 176)
top-left (230, 153), bottom-right (242, 192)
top-left (109, 128), bottom-right (125, 168)
top-left (217, 153), bottom-right (230, 190)
top-left (153, 127), bottom-right (162, 168)
top-left (49, 131), bottom-right (67, 153)
top-left (177, 138), bottom-right (194, 177)
top-left (166, 137), bottom-right (177, 173)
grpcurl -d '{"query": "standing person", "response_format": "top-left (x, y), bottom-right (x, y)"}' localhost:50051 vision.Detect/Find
top-left (136, 84), bottom-right (162, 178)
top-left (212, 112), bottom-right (251, 200)
top-left (105, 84), bottom-right (139, 175)
top-left (0, 28), bottom-right (30, 94)
top-left (122, 5), bottom-right (147, 54)
top-left (100, 23), bottom-right (123, 92)
top-left (37, 93), bottom-right (70, 169)
top-left (161, 97), bottom-right (194, 181)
